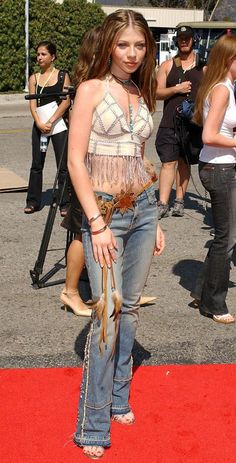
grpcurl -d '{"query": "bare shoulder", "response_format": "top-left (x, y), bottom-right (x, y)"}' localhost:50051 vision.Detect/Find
top-left (78, 79), bottom-right (104, 95)
top-left (75, 79), bottom-right (105, 111)
top-left (29, 72), bottom-right (38, 83)
top-left (209, 83), bottom-right (230, 104)
top-left (157, 59), bottom-right (173, 77)
top-left (212, 83), bottom-right (230, 96)
top-left (29, 73), bottom-right (38, 93)
top-left (76, 79), bottom-right (105, 105)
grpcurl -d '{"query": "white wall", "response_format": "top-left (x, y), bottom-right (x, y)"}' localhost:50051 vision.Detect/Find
top-left (55, 2), bottom-right (204, 28)
top-left (102, 6), bottom-right (204, 28)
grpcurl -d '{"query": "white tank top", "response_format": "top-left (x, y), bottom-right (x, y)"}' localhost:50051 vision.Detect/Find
top-left (199, 78), bottom-right (236, 164)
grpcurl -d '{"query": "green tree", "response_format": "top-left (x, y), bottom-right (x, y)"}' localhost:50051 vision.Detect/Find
top-left (0, 0), bottom-right (25, 91)
top-left (0, 0), bottom-right (105, 91)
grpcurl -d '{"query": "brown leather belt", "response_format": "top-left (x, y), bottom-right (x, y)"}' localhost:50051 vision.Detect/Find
top-left (96, 179), bottom-right (154, 225)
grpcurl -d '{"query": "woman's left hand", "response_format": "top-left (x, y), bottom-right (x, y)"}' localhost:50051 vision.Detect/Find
top-left (153, 224), bottom-right (165, 256)
top-left (44, 120), bottom-right (53, 133)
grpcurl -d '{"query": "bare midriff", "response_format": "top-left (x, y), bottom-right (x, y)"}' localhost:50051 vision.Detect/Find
top-left (87, 154), bottom-right (151, 196)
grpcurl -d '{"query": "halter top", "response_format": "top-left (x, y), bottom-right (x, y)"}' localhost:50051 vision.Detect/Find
top-left (86, 77), bottom-right (153, 189)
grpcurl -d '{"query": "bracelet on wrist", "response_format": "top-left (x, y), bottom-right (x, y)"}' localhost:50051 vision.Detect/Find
top-left (91, 225), bottom-right (107, 235)
top-left (88, 212), bottom-right (102, 225)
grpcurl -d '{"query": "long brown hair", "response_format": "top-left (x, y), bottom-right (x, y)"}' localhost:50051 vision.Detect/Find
top-left (89, 9), bottom-right (157, 112)
top-left (73, 26), bottom-right (102, 89)
top-left (194, 34), bottom-right (236, 126)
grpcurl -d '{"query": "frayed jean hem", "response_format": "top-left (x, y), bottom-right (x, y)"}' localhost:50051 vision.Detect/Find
top-left (111, 405), bottom-right (131, 415)
top-left (74, 435), bottom-right (111, 448)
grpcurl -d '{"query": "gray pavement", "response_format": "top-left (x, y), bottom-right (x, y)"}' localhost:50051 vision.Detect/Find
top-left (0, 96), bottom-right (235, 369)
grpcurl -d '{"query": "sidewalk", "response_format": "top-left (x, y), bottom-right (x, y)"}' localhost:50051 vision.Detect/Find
top-left (0, 93), bottom-right (29, 118)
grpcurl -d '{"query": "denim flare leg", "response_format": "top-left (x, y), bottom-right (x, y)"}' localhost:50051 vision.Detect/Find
top-left (197, 162), bottom-right (236, 315)
top-left (74, 185), bottom-right (158, 447)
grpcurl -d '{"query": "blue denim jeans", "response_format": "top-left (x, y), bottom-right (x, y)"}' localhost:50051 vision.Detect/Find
top-left (74, 185), bottom-right (157, 447)
top-left (194, 162), bottom-right (236, 315)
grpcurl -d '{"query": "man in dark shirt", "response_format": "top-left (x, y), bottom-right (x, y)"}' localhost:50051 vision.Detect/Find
top-left (155, 26), bottom-right (204, 218)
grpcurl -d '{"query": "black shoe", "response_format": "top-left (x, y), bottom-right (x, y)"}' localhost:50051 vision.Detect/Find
top-left (188, 298), bottom-right (200, 309)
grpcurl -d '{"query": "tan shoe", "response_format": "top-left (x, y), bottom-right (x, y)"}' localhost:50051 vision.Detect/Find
top-left (60, 288), bottom-right (92, 317)
top-left (213, 313), bottom-right (236, 324)
top-left (140, 296), bottom-right (156, 306)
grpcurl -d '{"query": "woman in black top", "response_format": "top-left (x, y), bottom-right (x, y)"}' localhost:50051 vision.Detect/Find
top-left (24, 41), bottom-right (70, 215)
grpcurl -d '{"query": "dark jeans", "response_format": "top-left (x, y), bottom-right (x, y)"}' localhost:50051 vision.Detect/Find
top-left (26, 124), bottom-right (70, 209)
top-left (194, 162), bottom-right (236, 315)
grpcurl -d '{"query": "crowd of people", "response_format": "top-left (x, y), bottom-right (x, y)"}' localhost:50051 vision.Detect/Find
top-left (24, 9), bottom-right (236, 459)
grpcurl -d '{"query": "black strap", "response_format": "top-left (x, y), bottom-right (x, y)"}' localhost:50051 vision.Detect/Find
top-left (174, 57), bottom-right (187, 83)
top-left (58, 69), bottom-right (68, 91)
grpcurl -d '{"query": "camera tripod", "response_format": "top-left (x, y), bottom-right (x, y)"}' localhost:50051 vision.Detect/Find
top-left (25, 88), bottom-right (84, 288)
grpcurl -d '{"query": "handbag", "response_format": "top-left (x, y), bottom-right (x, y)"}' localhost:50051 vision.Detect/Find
top-left (174, 115), bottom-right (203, 165)
top-left (176, 98), bottom-right (194, 120)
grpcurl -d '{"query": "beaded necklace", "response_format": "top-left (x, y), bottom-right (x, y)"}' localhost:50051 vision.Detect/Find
top-left (111, 73), bottom-right (141, 136)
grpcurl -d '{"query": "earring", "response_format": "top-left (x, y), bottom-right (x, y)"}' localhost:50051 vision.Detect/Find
top-left (108, 56), bottom-right (112, 67)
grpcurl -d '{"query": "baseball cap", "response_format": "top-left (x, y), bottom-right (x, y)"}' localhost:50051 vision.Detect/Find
top-left (176, 26), bottom-right (194, 38)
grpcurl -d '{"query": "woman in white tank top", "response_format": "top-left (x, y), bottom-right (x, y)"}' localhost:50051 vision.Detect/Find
top-left (191, 34), bottom-right (236, 324)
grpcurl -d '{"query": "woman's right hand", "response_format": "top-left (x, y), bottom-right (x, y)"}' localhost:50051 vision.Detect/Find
top-left (91, 226), bottom-right (117, 268)
top-left (176, 80), bottom-right (192, 94)
top-left (37, 121), bottom-right (52, 134)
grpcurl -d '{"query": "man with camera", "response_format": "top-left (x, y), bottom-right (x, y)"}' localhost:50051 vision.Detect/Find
top-left (155, 25), bottom-right (205, 218)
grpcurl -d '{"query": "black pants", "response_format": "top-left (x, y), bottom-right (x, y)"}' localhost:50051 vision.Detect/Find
top-left (26, 124), bottom-right (70, 209)
top-left (195, 162), bottom-right (236, 315)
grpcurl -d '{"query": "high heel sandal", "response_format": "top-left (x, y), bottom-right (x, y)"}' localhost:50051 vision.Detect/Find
top-left (112, 410), bottom-right (135, 425)
top-left (213, 313), bottom-right (236, 324)
top-left (24, 204), bottom-right (38, 214)
top-left (140, 296), bottom-right (156, 305)
top-left (83, 446), bottom-right (104, 459)
top-left (60, 288), bottom-right (92, 317)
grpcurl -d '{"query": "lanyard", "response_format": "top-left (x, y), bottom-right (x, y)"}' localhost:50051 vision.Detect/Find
top-left (36, 67), bottom-right (55, 95)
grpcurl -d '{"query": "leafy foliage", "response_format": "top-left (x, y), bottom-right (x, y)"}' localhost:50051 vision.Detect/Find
top-left (0, 0), bottom-right (105, 91)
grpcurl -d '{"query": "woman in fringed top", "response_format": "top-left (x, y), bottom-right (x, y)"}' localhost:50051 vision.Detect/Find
top-left (68, 9), bottom-right (165, 459)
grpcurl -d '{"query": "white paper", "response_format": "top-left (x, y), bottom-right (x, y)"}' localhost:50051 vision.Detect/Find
top-left (36, 101), bottom-right (67, 135)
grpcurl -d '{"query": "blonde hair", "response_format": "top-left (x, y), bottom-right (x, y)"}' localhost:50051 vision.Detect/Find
top-left (73, 26), bottom-right (102, 89)
top-left (194, 34), bottom-right (236, 125)
top-left (89, 9), bottom-right (157, 112)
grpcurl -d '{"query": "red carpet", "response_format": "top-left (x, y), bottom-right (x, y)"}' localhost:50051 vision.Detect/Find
top-left (1, 365), bottom-right (236, 462)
